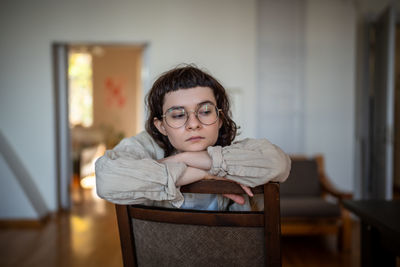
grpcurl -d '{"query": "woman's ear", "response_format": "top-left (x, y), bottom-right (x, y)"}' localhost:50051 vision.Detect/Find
top-left (153, 117), bottom-right (168, 136)
top-left (218, 118), bottom-right (223, 129)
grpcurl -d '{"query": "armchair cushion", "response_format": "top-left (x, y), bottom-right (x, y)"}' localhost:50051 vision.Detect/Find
top-left (281, 197), bottom-right (341, 218)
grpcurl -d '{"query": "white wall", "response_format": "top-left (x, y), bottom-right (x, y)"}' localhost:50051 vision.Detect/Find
top-left (256, 0), bottom-right (306, 154)
top-left (257, 0), bottom-right (356, 191)
top-left (0, 155), bottom-right (37, 219)
top-left (304, 0), bottom-right (356, 191)
top-left (0, 0), bottom-right (257, 219)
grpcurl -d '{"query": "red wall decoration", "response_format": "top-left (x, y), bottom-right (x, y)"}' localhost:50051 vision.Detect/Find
top-left (104, 77), bottom-right (126, 108)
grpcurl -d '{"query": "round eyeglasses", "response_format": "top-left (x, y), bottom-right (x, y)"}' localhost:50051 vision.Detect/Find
top-left (161, 103), bottom-right (222, 129)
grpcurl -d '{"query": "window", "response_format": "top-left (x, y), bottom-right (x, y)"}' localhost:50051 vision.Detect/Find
top-left (68, 52), bottom-right (93, 127)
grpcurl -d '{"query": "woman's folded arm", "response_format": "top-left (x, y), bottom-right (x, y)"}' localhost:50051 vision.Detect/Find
top-left (207, 138), bottom-right (291, 187)
top-left (95, 134), bottom-right (187, 207)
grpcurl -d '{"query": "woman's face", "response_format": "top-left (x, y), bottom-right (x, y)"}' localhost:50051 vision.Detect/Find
top-left (154, 86), bottom-right (222, 152)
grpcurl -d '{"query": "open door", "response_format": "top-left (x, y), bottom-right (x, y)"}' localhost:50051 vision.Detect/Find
top-left (369, 6), bottom-right (396, 199)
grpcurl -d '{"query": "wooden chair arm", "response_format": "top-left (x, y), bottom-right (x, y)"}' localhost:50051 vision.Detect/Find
top-left (319, 174), bottom-right (353, 200)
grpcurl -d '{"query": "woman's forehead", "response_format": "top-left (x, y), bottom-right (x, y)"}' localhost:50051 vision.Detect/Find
top-left (163, 86), bottom-right (216, 110)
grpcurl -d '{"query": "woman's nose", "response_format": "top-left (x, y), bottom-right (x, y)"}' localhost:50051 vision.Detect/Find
top-left (186, 112), bottom-right (201, 130)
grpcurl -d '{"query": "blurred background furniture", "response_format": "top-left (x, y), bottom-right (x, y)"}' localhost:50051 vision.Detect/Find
top-left (115, 180), bottom-right (281, 267)
top-left (343, 199), bottom-right (400, 267)
top-left (71, 125), bottom-right (115, 195)
top-left (280, 155), bottom-right (352, 251)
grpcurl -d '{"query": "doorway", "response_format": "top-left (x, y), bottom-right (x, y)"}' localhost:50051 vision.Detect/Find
top-left (355, 5), bottom-right (399, 200)
top-left (54, 43), bottom-right (147, 210)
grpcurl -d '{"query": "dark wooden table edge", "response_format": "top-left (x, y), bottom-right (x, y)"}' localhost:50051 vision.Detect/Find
top-left (342, 199), bottom-right (400, 238)
top-left (343, 199), bottom-right (400, 259)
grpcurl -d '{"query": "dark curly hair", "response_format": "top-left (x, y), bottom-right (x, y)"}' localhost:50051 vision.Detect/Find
top-left (145, 65), bottom-right (237, 156)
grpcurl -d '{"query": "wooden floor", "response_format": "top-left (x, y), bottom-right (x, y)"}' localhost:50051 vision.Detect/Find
top-left (282, 232), bottom-right (359, 267)
top-left (0, 186), bottom-right (363, 267)
top-left (0, 186), bottom-right (122, 267)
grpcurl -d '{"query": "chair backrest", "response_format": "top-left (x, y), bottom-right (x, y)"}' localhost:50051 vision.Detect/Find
top-left (280, 157), bottom-right (321, 197)
top-left (115, 180), bottom-right (281, 267)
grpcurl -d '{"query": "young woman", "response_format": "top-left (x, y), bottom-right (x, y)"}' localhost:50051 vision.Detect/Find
top-left (95, 65), bottom-right (290, 211)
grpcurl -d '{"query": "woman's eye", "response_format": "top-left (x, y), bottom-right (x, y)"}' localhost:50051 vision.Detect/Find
top-left (198, 104), bottom-right (214, 116)
top-left (172, 114), bottom-right (185, 119)
top-left (170, 111), bottom-right (186, 119)
top-left (199, 110), bottom-right (211, 116)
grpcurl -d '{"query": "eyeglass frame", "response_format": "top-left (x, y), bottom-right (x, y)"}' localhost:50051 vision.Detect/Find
top-left (161, 103), bottom-right (222, 129)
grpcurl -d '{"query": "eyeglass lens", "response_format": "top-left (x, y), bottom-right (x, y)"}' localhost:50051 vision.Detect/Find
top-left (165, 103), bottom-right (219, 128)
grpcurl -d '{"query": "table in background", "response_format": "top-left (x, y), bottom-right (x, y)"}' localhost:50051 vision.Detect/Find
top-left (343, 199), bottom-right (400, 267)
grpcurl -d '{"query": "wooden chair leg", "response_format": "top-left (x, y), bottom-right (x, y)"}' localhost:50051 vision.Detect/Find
top-left (338, 209), bottom-right (352, 252)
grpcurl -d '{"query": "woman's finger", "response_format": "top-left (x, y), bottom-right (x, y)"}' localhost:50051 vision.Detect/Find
top-left (223, 194), bottom-right (245, 205)
top-left (240, 184), bottom-right (254, 197)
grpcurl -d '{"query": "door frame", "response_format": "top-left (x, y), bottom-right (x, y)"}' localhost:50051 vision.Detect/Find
top-left (53, 42), bottom-right (149, 210)
top-left (355, 6), bottom-right (397, 200)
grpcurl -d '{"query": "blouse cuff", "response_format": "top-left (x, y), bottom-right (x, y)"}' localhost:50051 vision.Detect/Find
top-left (164, 162), bottom-right (186, 207)
top-left (207, 146), bottom-right (227, 177)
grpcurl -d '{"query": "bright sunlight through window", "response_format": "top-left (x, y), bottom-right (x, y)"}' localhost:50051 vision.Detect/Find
top-left (68, 52), bottom-right (93, 127)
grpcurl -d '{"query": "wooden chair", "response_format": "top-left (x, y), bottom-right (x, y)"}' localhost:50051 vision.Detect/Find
top-left (280, 155), bottom-right (353, 251)
top-left (115, 180), bottom-right (281, 267)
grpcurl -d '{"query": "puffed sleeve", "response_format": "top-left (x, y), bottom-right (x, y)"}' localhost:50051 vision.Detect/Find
top-left (207, 138), bottom-right (291, 187)
top-left (95, 132), bottom-right (187, 207)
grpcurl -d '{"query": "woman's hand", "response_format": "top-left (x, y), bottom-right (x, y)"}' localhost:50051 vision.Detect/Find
top-left (204, 175), bottom-right (253, 205)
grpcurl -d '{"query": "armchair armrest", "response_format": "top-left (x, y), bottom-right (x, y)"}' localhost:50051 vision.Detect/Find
top-left (319, 174), bottom-right (353, 200)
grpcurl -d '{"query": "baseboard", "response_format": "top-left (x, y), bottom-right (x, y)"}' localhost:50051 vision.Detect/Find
top-left (0, 213), bottom-right (50, 228)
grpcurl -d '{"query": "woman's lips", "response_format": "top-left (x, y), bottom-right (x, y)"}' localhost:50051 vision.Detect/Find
top-left (185, 136), bottom-right (205, 142)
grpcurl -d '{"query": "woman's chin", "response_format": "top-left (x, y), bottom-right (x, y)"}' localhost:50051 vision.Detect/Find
top-left (181, 144), bottom-right (208, 152)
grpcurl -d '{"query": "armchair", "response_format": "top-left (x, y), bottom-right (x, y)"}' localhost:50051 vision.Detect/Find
top-left (280, 155), bottom-right (352, 251)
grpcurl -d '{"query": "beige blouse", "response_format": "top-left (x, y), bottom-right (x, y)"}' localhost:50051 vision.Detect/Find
top-left (95, 131), bottom-right (290, 209)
